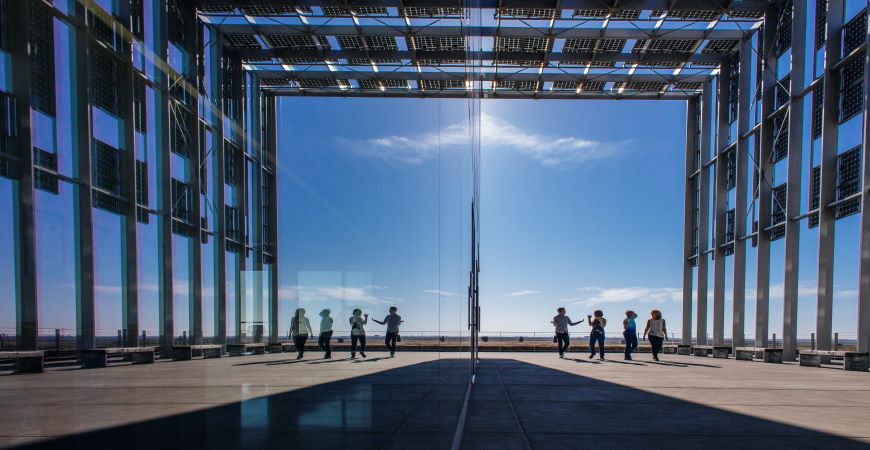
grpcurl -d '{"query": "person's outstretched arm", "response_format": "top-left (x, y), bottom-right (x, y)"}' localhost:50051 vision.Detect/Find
top-left (570, 318), bottom-right (584, 326)
top-left (643, 320), bottom-right (650, 340)
top-left (306, 319), bottom-right (313, 335)
top-left (372, 318), bottom-right (385, 325)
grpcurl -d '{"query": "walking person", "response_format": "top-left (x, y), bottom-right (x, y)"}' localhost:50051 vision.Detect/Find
top-left (551, 307), bottom-right (584, 358)
top-left (643, 309), bottom-right (668, 361)
top-left (372, 306), bottom-right (403, 357)
top-left (318, 309), bottom-right (334, 359)
top-left (587, 310), bottom-right (607, 360)
top-left (623, 310), bottom-right (639, 360)
top-left (349, 309), bottom-right (368, 359)
top-left (290, 308), bottom-right (313, 360)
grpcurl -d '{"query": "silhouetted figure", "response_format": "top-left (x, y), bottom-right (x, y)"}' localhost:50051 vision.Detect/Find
top-left (349, 309), bottom-right (368, 358)
top-left (291, 308), bottom-right (313, 360)
top-left (318, 309), bottom-right (334, 359)
top-left (643, 309), bottom-right (668, 361)
top-left (587, 310), bottom-right (607, 360)
top-left (373, 306), bottom-right (403, 357)
top-left (623, 310), bottom-right (638, 360)
top-left (551, 307), bottom-right (584, 358)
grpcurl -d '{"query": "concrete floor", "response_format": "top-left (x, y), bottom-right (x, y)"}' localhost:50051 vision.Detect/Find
top-left (461, 352), bottom-right (870, 449)
top-left (1, 351), bottom-right (869, 449)
top-left (0, 351), bottom-right (471, 449)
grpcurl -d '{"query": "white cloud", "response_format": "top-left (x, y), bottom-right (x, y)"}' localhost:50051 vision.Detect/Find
top-left (503, 290), bottom-right (542, 297)
top-left (570, 286), bottom-right (682, 307)
top-left (281, 284), bottom-right (398, 306)
top-left (423, 289), bottom-right (461, 298)
top-left (340, 113), bottom-right (626, 168)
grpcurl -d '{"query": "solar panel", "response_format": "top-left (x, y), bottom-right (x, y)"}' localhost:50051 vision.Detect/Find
top-left (295, 78), bottom-right (348, 88)
top-left (241, 6), bottom-right (298, 16)
top-left (620, 81), bottom-right (666, 91)
top-left (420, 79), bottom-right (465, 90)
top-left (673, 81), bottom-right (703, 90)
top-left (402, 7), bottom-right (463, 18)
top-left (573, 9), bottom-right (640, 20)
top-left (636, 61), bottom-right (682, 68)
top-left (633, 39), bottom-right (697, 54)
top-left (563, 38), bottom-right (626, 53)
top-left (809, 165), bottom-right (821, 228)
top-left (702, 39), bottom-right (739, 54)
top-left (410, 36), bottom-right (466, 51)
top-left (347, 58), bottom-right (402, 65)
top-left (840, 58), bottom-right (864, 122)
top-left (496, 80), bottom-right (538, 91)
top-left (263, 35), bottom-right (329, 50)
top-left (494, 59), bottom-right (543, 67)
top-left (560, 60), bottom-right (616, 68)
top-left (357, 79), bottom-right (408, 89)
top-left (322, 6), bottom-right (388, 16)
top-left (843, 10), bottom-right (867, 56)
top-left (224, 34), bottom-right (262, 49)
top-left (259, 77), bottom-right (293, 86)
top-left (835, 146), bottom-right (862, 218)
top-left (650, 10), bottom-right (721, 21)
top-left (729, 10), bottom-right (765, 19)
top-left (497, 8), bottom-right (557, 19)
top-left (495, 37), bottom-right (550, 53)
top-left (552, 81), bottom-right (605, 91)
top-left (417, 59), bottom-right (466, 66)
top-left (337, 36), bottom-right (398, 51)
top-left (199, 5), bottom-right (234, 14)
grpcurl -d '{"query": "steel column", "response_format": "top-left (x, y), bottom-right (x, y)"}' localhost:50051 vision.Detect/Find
top-left (781, 0), bottom-right (808, 361)
top-left (265, 94), bottom-right (279, 344)
top-left (755, 5), bottom-right (778, 348)
top-left (858, 6), bottom-right (870, 353)
top-left (732, 36), bottom-right (753, 348)
top-left (682, 97), bottom-right (699, 345)
top-left (9, 0), bottom-right (38, 351)
top-left (816, 0), bottom-right (844, 352)
top-left (696, 81), bottom-right (713, 346)
top-left (713, 63), bottom-right (731, 346)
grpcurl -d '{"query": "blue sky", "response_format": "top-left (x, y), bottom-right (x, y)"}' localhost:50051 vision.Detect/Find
top-left (0, 94), bottom-right (861, 341)
top-left (275, 96), bottom-right (863, 339)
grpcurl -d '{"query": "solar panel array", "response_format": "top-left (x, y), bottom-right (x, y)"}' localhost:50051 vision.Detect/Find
top-left (205, 1), bottom-right (767, 97)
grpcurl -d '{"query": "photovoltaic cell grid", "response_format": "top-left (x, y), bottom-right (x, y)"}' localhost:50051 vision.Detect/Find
top-left (633, 39), bottom-right (697, 54)
top-left (809, 165), bottom-right (821, 228)
top-left (496, 8), bottom-right (557, 19)
top-left (702, 40), bottom-right (739, 55)
top-left (263, 35), bottom-right (329, 49)
top-left (836, 147), bottom-right (862, 219)
top-left (421, 79), bottom-right (465, 90)
top-left (551, 81), bottom-right (605, 91)
top-left (842, 8), bottom-right (867, 55)
top-left (401, 7), bottom-right (463, 18)
top-left (356, 79), bottom-right (408, 89)
top-left (573, 9), bottom-right (640, 20)
top-left (496, 80), bottom-right (538, 91)
top-left (650, 9), bottom-right (722, 21)
top-left (840, 58), bottom-right (864, 123)
top-left (563, 38), bottom-right (625, 53)
top-left (495, 37), bottom-right (550, 53)
top-left (29, 2), bottom-right (55, 115)
top-left (135, 160), bottom-right (148, 224)
top-left (321, 6), bottom-right (388, 16)
top-left (410, 36), bottom-right (466, 51)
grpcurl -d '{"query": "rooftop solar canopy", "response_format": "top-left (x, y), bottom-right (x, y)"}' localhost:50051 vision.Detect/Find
top-left (198, 0), bottom-right (766, 99)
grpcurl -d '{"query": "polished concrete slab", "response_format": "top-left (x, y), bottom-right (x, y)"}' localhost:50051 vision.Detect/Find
top-left (3, 350), bottom-right (870, 449)
top-left (0, 351), bottom-right (471, 449)
top-left (461, 352), bottom-right (870, 449)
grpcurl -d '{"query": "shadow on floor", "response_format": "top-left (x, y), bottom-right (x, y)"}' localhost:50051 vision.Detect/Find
top-left (460, 359), bottom-right (870, 450)
top-left (15, 359), bottom-right (471, 450)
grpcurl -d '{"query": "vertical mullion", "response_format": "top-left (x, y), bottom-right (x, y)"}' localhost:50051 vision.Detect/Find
top-left (755, 6), bottom-right (779, 349)
top-left (265, 94), bottom-right (278, 344)
top-left (732, 37), bottom-right (753, 348)
top-left (185, 3), bottom-right (203, 346)
top-left (210, 30), bottom-right (227, 347)
top-left (233, 56), bottom-right (245, 342)
top-left (9, 0), bottom-right (37, 351)
top-left (696, 81), bottom-right (713, 346)
top-left (682, 97), bottom-right (699, 345)
top-left (72, 4), bottom-right (95, 352)
top-left (858, 6), bottom-right (870, 353)
top-left (249, 76), bottom-right (263, 343)
top-left (154, 0), bottom-right (173, 354)
top-left (782, 0), bottom-right (808, 361)
top-left (817, 0), bottom-right (844, 352)
top-left (713, 66), bottom-right (731, 346)
top-left (117, 1), bottom-right (139, 348)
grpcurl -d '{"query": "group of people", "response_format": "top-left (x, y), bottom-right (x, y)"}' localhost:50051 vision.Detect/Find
top-left (290, 306), bottom-right (404, 360)
top-left (551, 308), bottom-right (668, 361)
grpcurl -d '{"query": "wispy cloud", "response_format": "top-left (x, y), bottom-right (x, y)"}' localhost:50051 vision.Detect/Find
top-left (282, 284), bottom-right (398, 306)
top-left (340, 113), bottom-right (627, 168)
top-left (568, 286), bottom-right (682, 307)
top-left (423, 289), bottom-right (461, 298)
top-left (503, 290), bottom-right (542, 297)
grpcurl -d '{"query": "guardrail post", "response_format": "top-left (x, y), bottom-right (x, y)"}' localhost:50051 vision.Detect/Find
top-left (772, 333), bottom-right (777, 348)
top-left (55, 329), bottom-right (60, 355)
top-left (141, 330), bottom-right (147, 346)
top-left (811, 332), bottom-right (816, 350)
top-left (834, 332), bottom-right (839, 351)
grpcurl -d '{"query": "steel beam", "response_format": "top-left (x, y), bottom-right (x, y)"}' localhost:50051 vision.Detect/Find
top-left (712, 60), bottom-right (731, 346)
top-left (754, 5), bottom-right (777, 348)
top-left (816, 0), bottom-right (844, 352)
top-left (266, 88), bottom-right (699, 99)
top-left (9, 0), bottom-right (38, 351)
top-left (682, 96), bottom-right (699, 345)
top-left (211, 24), bottom-right (749, 40)
top-left (256, 70), bottom-right (712, 84)
top-left (731, 36), bottom-right (752, 348)
top-left (199, 0), bottom-right (769, 11)
top-left (781, 0), bottom-right (807, 361)
top-left (264, 94), bottom-right (279, 344)
top-left (235, 49), bottom-right (729, 65)
top-left (859, 7), bottom-right (870, 353)
top-left (184, 1), bottom-right (204, 346)
top-left (696, 81), bottom-right (713, 346)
